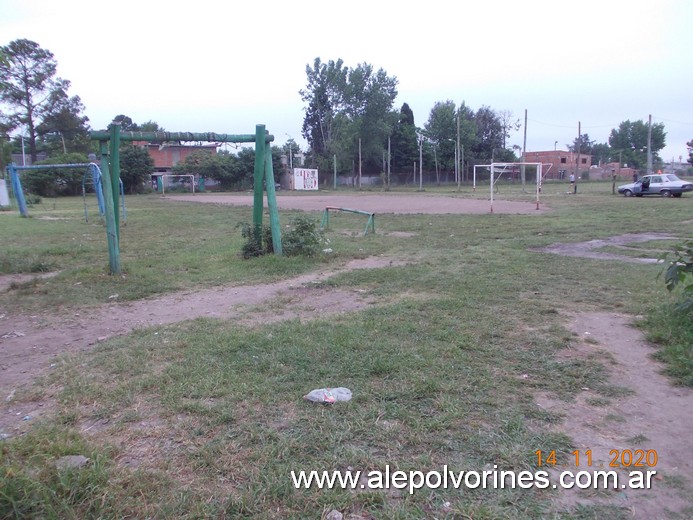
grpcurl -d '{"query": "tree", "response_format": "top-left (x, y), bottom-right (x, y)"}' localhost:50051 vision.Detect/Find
top-left (23, 152), bottom-right (87, 196)
top-left (0, 39), bottom-right (81, 162)
top-left (300, 58), bottom-right (398, 176)
top-left (472, 106), bottom-right (510, 162)
top-left (608, 120), bottom-right (666, 170)
top-left (686, 139), bottom-right (693, 167)
top-left (591, 142), bottom-right (612, 166)
top-left (120, 146), bottom-right (154, 193)
top-left (425, 101), bottom-right (458, 173)
top-left (497, 109), bottom-right (521, 149)
top-left (300, 58), bottom-right (347, 158)
top-left (390, 103), bottom-right (418, 174)
top-left (36, 90), bottom-right (91, 155)
top-left (111, 115), bottom-right (139, 131)
top-left (567, 133), bottom-right (595, 154)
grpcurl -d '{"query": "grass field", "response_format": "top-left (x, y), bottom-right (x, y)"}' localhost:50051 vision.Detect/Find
top-left (1, 180), bottom-right (692, 519)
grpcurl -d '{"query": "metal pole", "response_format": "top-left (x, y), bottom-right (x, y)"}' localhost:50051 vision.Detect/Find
top-left (99, 140), bottom-right (121, 275)
top-left (490, 164), bottom-right (494, 213)
top-left (8, 165), bottom-right (29, 217)
top-left (264, 142), bottom-right (282, 255)
top-left (521, 109), bottom-right (527, 187)
top-left (358, 138), bottom-right (362, 189)
top-left (575, 121), bottom-right (580, 193)
top-left (108, 123), bottom-right (121, 236)
top-left (333, 154), bottom-right (337, 189)
top-left (419, 137), bottom-right (423, 191)
top-left (647, 114), bottom-right (653, 174)
top-left (253, 125), bottom-right (266, 234)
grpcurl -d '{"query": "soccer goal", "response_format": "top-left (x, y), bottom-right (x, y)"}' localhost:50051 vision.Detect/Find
top-left (473, 162), bottom-right (545, 212)
top-left (158, 174), bottom-right (195, 196)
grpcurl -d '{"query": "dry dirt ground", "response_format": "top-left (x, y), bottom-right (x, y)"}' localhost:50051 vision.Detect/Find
top-left (1, 194), bottom-right (690, 517)
top-left (169, 192), bottom-right (547, 214)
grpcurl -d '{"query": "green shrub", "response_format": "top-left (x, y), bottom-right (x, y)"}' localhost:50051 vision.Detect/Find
top-left (282, 216), bottom-right (323, 257)
top-left (660, 239), bottom-right (693, 312)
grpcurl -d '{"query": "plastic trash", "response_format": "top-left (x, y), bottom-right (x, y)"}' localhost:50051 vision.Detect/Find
top-left (304, 387), bottom-right (352, 404)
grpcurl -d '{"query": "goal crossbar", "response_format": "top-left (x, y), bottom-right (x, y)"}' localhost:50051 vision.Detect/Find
top-left (159, 174), bottom-right (195, 196)
top-left (479, 162), bottom-right (545, 212)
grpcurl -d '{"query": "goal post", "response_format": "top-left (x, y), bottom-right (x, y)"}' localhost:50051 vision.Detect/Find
top-left (473, 162), bottom-right (545, 212)
top-left (159, 174), bottom-right (195, 196)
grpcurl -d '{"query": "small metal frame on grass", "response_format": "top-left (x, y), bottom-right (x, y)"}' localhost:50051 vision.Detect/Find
top-left (320, 206), bottom-right (375, 236)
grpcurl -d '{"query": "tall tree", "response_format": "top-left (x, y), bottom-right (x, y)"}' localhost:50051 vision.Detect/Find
top-left (472, 106), bottom-right (509, 162)
top-left (299, 58), bottom-right (347, 158)
top-left (390, 103), bottom-right (418, 173)
top-left (0, 39), bottom-right (77, 162)
top-left (111, 114), bottom-right (139, 131)
top-left (497, 109), bottom-right (521, 149)
top-left (687, 139), bottom-right (693, 167)
top-left (608, 120), bottom-right (666, 170)
top-left (567, 133), bottom-right (595, 154)
top-left (300, 58), bottom-right (397, 175)
top-left (36, 90), bottom-right (91, 155)
top-left (120, 146), bottom-right (154, 193)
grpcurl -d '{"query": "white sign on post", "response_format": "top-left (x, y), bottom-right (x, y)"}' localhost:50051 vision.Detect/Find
top-left (0, 179), bottom-right (10, 207)
top-left (292, 168), bottom-right (319, 190)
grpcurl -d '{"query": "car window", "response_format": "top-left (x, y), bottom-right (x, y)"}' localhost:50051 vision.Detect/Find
top-left (650, 176), bottom-right (662, 183)
top-left (665, 175), bottom-right (679, 182)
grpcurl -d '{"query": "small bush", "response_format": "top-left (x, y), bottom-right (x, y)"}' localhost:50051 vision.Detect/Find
top-left (239, 222), bottom-right (268, 259)
top-left (238, 216), bottom-right (324, 259)
top-left (282, 216), bottom-right (324, 257)
top-left (660, 239), bottom-right (693, 312)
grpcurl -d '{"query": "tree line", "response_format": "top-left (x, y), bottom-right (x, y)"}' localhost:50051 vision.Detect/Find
top-left (1, 39), bottom-right (682, 197)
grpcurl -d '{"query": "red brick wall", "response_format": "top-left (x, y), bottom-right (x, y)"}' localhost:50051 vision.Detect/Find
top-left (140, 144), bottom-right (216, 171)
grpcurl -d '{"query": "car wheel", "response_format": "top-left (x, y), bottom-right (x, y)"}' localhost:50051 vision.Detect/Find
top-left (622, 189), bottom-right (633, 197)
top-left (661, 190), bottom-right (672, 198)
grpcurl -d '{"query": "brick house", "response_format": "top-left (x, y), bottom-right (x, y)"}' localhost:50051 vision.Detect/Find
top-left (523, 150), bottom-right (591, 180)
top-left (137, 142), bottom-right (217, 174)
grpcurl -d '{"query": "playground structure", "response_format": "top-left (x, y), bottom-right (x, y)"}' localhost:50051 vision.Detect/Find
top-left (6, 123), bottom-right (281, 275)
top-left (81, 162), bottom-right (127, 224)
top-left (472, 162), bottom-right (548, 212)
top-left (320, 206), bottom-right (376, 236)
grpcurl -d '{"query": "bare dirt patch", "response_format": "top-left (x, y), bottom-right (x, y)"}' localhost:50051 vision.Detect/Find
top-left (0, 257), bottom-right (401, 435)
top-left (534, 233), bottom-right (674, 264)
top-left (539, 312), bottom-right (692, 518)
top-left (169, 192), bottom-right (547, 215)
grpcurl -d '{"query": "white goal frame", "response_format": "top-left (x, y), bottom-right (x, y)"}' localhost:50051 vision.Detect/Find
top-left (160, 174), bottom-right (195, 196)
top-left (473, 163), bottom-right (544, 212)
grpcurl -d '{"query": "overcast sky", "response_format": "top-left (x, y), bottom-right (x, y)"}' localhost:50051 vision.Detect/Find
top-left (2, 0), bottom-right (691, 162)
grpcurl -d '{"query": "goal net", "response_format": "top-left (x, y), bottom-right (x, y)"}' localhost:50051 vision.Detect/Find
top-left (473, 162), bottom-right (546, 211)
top-left (158, 174), bottom-right (195, 195)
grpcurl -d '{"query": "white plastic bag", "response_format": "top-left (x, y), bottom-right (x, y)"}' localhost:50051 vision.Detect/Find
top-left (303, 387), bottom-right (352, 404)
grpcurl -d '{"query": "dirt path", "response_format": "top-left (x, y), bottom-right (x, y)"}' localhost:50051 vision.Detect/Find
top-left (169, 192), bottom-right (547, 214)
top-left (535, 233), bottom-right (674, 263)
top-left (0, 258), bottom-right (396, 434)
top-left (539, 312), bottom-right (693, 518)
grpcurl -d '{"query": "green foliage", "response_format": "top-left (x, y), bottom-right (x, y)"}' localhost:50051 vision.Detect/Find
top-left (239, 216), bottom-right (323, 259)
top-left (22, 152), bottom-right (89, 196)
top-left (174, 149), bottom-right (249, 190)
top-left (282, 215), bottom-right (324, 257)
top-left (0, 39), bottom-right (88, 162)
top-left (300, 58), bottom-right (398, 175)
top-left (119, 145), bottom-right (154, 193)
top-left (660, 239), bottom-right (693, 312)
top-left (608, 120), bottom-right (666, 169)
top-left (239, 222), bottom-right (271, 259)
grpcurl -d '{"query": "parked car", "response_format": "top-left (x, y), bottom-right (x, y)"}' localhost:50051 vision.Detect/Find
top-left (617, 174), bottom-right (693, 197)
